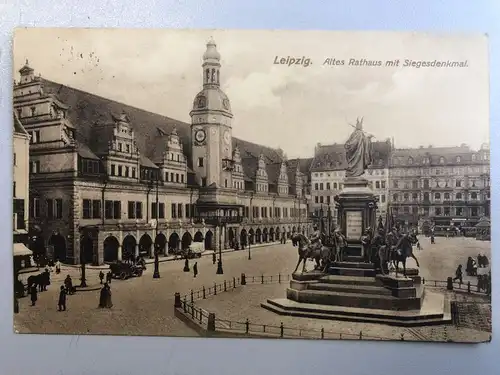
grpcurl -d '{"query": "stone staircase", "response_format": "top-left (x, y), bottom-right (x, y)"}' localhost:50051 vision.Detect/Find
top-left (262, 261), bottom-right (451, 327)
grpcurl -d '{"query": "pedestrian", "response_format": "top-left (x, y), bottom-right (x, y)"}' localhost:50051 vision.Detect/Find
top-left (30, 285), bottom-right (37, 306)
top-left (193, 262), bottom-right (198, 278)
top-left (104, 283), bottom-right (113, 308)
top-left (106, 271), bottom-right (112, 284)
top-left (183, 258), bottom-right (190, 272)
top-left (453, 264), bottom-right (463, 284)
top-left (99, 271), bottom-right (104, 284)
top-left (55, 259), bottom-right (61, 275)
top-left (58, 285), bottom-right (67, 311)
top-left (212, 252), bottom-right (216, 265)
top-left (64, 275), bottom-right (73, 295)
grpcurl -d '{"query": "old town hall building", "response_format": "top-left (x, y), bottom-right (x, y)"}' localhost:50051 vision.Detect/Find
top-left (13, 39), bottom-right (310, 265)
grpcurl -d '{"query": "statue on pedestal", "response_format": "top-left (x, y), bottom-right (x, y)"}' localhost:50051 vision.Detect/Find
top-left (344, 117), bottom-right (374, 178)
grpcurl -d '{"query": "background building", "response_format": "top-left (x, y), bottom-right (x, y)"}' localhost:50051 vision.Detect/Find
top-left (309, 140), bottom-right (392, 225)
top-left (388, 144), bottom-right (490, 230)
top-left (13, 112), bottom-right (32, 268)
top-left (13, 41), bottom-right (311, 265)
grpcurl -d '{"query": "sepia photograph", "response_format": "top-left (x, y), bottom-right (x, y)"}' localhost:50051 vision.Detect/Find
top-left (11, 28), bottom-right (491, 343)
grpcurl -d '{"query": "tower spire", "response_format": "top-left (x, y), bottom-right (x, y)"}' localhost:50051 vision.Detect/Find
top-left (202, 37), bottom-right (221, 87)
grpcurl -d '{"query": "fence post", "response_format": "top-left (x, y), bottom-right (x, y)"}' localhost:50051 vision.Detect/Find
top-left (233, 277), bottom-right (236, 288)
top-left (245, 318), bottom-right (249, 334)
top-left (174, 292), bottom-right (181, 308)
top-left (359, 331), bottom-right (362, 340)
top-left (422, 278), bottom-right (425, 284)
top-left (241, 273), bottom-right (246, 285)
top-left (224, 280), bottom-right (227, 292)
top-left (190, 290), bottom-right (194, 304)
top-left (467, 281), bottom-right (471, 294)
top-left (279, 273), bottom-right (281, 284)
top-left (199, 309), bottom-right (202, 324)
top-left (183, 296), bottom-right (187, 313)
top-left (261, 275), bottom-right (264, 284)
top-left (280, 322), bottom-right (284, 338)
top-left (214, 282), bottom-right (217, 295)
top-left (203, 286), bottom-right (206, 299)
top-left (400, 333), bottom-right (404, 341)
top-left (447, 277), bottom-right (454, 290)
top-left (321, 327), bottom-right (324, 339)
top-left (207, 312), bottom-right (216, 332)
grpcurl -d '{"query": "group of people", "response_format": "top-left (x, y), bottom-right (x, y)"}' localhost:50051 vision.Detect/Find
top-left (454, 253), bottom-right (491, 295)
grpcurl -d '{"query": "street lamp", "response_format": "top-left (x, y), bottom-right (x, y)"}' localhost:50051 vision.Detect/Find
top-left (150, 174), bottom-right (160, 279)
top-left (216, 221), bottom-right (224, 275)
top-left (248, 193), bottom-right (254, 260)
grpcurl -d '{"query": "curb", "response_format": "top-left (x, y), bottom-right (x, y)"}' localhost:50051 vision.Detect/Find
top-left (75, 285), bottom-right (102, 292)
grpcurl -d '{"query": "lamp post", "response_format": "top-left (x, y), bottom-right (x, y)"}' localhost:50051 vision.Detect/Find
top-left (248, 193), bottom-right (254, 260)
top-left (79, 231), bottom-right (88, 288)
top-left (152, 174), bottom-right (160, 279)
top-left (216, 220), bottom-right (224, 275)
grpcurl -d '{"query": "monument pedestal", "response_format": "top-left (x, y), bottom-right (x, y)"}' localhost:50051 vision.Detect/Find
top-left (334, 177), bottom-right (377, 258)
top-left (262, 264), bottom-right (451, 327)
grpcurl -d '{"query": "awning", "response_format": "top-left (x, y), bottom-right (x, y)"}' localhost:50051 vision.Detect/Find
top-left (13, 243), bottom-right (33, 257)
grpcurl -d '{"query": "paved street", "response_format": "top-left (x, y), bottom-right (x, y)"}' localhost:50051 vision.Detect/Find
top-left (14, 236), bottom-right (491, 341)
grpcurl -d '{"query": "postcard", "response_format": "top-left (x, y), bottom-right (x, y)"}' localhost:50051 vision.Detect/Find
top-left (12, 28), bottom-right (491, 342)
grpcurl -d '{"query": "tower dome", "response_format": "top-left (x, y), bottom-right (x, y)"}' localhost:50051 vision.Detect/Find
top-left (203, 37), bottom-right (221, 61)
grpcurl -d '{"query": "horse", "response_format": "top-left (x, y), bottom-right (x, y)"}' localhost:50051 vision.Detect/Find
top-left (391, 234), bottom-right (420, 277)
top-left (291, 233), bottom-right (332, 274)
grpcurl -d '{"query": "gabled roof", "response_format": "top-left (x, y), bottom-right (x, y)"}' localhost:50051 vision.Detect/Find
top-left (13, 112), bottom-right (28, 135)
top-left (391, 145), bottom-right (489, 166)
top-left (40, 79), bottom-right (291, 181)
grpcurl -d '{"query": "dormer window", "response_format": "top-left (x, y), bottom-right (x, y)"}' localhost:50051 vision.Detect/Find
top-left (408, 157), bottom-right (413, 165)
top-left (16, 108), bottom-right (22, 118)
top-left (456, 156), bottom-right (461, 163)
top-left (472, 154), bottom-right (477, 161)
top-left (30, 106), bottom-right (36, 116)
top-left (126, 144), bottom-right (130, 153)
top-left (439, 157), bottom-right (445, 164)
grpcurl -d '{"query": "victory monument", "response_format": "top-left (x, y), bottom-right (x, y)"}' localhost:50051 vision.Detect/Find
top-left (263, 118), bottom-right (451, 326)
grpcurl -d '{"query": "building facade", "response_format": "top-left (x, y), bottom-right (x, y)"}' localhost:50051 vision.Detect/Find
top-left (13, 113), bottom-right (30, 242)
top-left (309, 141), bottom-right (392, 225)
top-left (388, 144), bottom-right (490, 229)
top-left (13, 41), bottom-right (311, 265)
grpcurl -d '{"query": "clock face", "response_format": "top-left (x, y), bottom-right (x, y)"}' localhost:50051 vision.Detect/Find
top-left (194, 129), bottom-right (206, 143)
top-left (223, 131), bottom-right (230, 144)
top-left (222, 99), bottom-right (230, 110)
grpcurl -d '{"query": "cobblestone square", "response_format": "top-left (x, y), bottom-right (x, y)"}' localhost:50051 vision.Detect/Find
top-left (14, 237), bottom-right (491, 343)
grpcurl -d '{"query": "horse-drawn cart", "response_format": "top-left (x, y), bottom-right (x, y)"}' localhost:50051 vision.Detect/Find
top-left (109, 262), bottom-right (144, 280)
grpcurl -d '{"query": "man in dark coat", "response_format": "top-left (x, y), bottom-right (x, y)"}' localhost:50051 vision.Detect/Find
top-left (193, 262), bottom-right (198, 278)
top-left (106, 271), bottom-right (112, 284)
top-left (58, 285), bottom-right (67, 311)
top-left (30, 285), bottom-right (37, 306)
top-left (212, 252), bottom-right (216, 265)
top-left (99, 271), bottom-right (104, 284)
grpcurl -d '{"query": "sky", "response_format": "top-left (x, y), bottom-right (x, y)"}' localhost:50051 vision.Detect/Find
top-left (13, 28), bottom-right (489, 158)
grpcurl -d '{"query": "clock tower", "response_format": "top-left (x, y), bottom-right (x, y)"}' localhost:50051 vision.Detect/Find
top-left (190, 38), bottom-right (234, 188)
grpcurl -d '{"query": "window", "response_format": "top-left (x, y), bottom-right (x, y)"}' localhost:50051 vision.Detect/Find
top-left (132, 168), bottom-right (136, 178)
top-left (30, 106), bottom-right (37, 116)
top-left (54, 199), bottom-right (63, 219)
top-left (104, 200), bottom-right (121, 219)
top-left (381, 181), bottom-right (386, 189)
top-left (127, 201), bottom-right (143, 219)
top-left (178, 204), bottom-right (183, 218)
top-left (392, 194), bottom-right (398, 202)
top-left (30, 197), bottom-right (40, 218)
top-left (412, 193), bottom-right (418, 201)
top-left (181, 174), bottom-right (184, 183)
top-left (444, 193), bottom-right (450, 201)
top-left (456, 207), bottom-right (463, 216)
top-left (333, 183), bottom-right (338, 189)
top-left (403, 193), bottom-right (409, 201)
top-left (314, 196), bottom-right (319, 203)
top-left (375, 181), bottom-right (380, 189)
top-left (202, 178), bottom-right (207, 187)
top-left (393, 180), bottom-right (399, 188)
top-left (320, 183), bottom-right (324, 190)
top-left (118, 143), bottom-right (122, 152)
top-left (423, 179), bottom-right (429, 189)
top-left (13, 182), bottom-right (16, 197)
top-left (171, 203), bottom-right (177, 218)
top-left (412, 180), bottom-right (419, 189)
top-left (456, 179), bottom-right (462, 187)
top-left (471, 192), bottom-right (478, 200)
top-left (381, 195), bottom-right (386, 203)
top-left (111, 164), bottom-right (116, 176)
top-left (125, 166), bottom-right (129, 177)
top-left (435, 207), bottom-right (442, 216)
top-left (439, 157), bottom-right (445, 164)
top-left (444, 207), bottom-right (450, 216)
top-left (29, 130), bottom-right (40, 144)
top-left (118, 165), bottom-right (123, 176)
top-left (13, 153), bottom-right (16, 166)
top-left (456, 156), bottom-right (461, 163)
top-left (456, 193), bottom-right (462, 200)
top-left (185, 204), bottom-right (191, 218)
top-left (326, 182), bottom-right (331, 190)
top-left (315, 183), bottom-right (318, 190)
top-left (47, 199), bottom-right (54, 218)
top-left (126, 144), bottom-right (130, 153)
top-left (434, 193), bottom-right (441, 200)
top-left (170, 172), bottom-right (174, 182)
top-left (472, 154), bottom-right (477, 161)
top-left (319, 196), bottom-right (324, 204)
top-left (198, 157), bottom-right (204, 167)
top-left (30, 161), bottom-right (40, 174)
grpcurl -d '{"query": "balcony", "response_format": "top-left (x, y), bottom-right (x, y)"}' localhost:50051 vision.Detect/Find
top-left (193, 215), bottom-right (243, 226)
